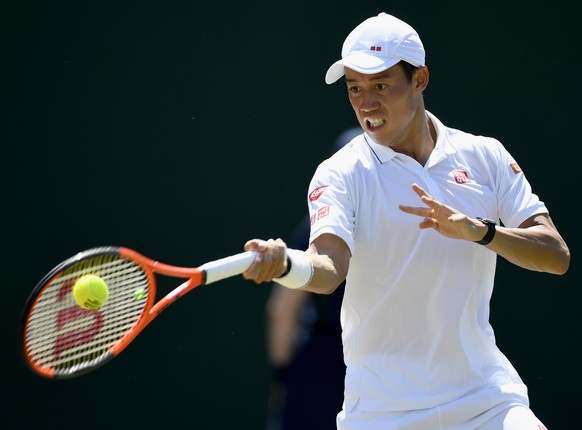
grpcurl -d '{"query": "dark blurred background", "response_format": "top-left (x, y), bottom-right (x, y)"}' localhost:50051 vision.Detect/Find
top-left (4, 1), bottom-right (579, 428)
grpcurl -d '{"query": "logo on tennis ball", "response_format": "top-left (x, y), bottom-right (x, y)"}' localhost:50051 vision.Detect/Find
top-left (133, 287), bottom-right (146, 301)
top-left (73, 274), bottom-right (109, 310)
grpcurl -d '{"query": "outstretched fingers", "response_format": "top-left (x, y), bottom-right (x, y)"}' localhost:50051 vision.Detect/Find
top-left (398, 183), bottom-right (436, 224)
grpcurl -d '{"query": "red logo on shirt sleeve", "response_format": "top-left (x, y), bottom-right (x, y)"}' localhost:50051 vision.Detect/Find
top-left (510, 163), bottom-right (522, 174)
top-left (310, 213), bottom-right (316, 225)
top-left (309, 186), bottom-right (328, 201)
top-left (317, 206), bottom-right (330, 220)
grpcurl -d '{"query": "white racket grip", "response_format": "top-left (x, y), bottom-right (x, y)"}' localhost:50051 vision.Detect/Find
top-left (199, 251), bottom-right (257, 285)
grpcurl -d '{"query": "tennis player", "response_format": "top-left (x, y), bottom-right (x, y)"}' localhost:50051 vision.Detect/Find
top-left (244, 12), bottom-right (570, 430)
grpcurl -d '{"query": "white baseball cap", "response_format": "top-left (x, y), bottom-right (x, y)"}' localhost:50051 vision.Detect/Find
top-left (325, 12), bottom-right (425, 85)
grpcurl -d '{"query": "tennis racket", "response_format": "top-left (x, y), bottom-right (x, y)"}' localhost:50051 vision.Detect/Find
top-left (19, 246), bottom-right (256, 379)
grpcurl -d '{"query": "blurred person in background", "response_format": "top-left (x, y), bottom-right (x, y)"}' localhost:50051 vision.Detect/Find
top-left (265, 127), bottom-right (361, 430)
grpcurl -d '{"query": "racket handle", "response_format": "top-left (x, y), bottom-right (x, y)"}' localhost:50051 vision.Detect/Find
top-left (200, 251), bottom-right (257, 284)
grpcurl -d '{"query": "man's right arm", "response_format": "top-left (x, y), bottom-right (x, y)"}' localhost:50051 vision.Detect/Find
top-left (243, 233), bottom-right (350, 295)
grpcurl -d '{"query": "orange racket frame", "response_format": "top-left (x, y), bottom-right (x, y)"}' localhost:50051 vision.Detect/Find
top-left (19, 246), bottom-right (256, 379)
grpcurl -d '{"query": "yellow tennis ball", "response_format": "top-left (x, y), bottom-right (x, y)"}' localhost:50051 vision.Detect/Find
top-left (72, 274), bottom-right (109, 310)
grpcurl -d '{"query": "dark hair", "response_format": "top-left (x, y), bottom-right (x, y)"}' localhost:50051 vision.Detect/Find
top-left (398, 61), bottom-right (419, 83)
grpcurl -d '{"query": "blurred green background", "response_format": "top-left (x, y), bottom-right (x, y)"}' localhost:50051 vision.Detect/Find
top-left (4, 1), bottom-right (579, 428)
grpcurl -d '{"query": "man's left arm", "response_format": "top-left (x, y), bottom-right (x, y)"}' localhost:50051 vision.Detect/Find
top-left (399, 183), bottom-right (570, 275)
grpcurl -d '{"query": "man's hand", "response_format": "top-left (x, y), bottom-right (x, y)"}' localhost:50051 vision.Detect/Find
top-left (398, 183), bottom-right (486, 242)
top-left (243, 238), bottom-right (288, 283)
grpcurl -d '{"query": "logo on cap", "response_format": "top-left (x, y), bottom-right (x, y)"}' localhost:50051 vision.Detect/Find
top-left (370, 46), bottom-right (382, 51)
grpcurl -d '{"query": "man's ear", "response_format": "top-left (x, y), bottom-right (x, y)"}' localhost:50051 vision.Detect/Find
top-left (415, 66), bottom-right (429, 92)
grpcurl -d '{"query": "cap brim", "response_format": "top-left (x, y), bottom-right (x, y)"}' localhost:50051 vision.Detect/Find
top-left (325, 52), bottom-right (401, 85)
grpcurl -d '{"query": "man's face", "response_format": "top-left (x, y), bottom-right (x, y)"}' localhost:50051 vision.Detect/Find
top-left (344, 64), bottom-right (425, 150)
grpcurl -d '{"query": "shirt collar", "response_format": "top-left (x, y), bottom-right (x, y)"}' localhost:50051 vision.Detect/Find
top-left (363, 111), bottom-right (457, 165)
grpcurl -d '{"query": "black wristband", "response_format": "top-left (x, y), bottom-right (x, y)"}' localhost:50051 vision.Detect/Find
top-left (279, 256), bottom-right (292, 278)
top-left (474, 217), bottom-right (497, 245)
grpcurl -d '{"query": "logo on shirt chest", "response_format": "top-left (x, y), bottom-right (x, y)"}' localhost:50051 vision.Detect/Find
top-left (451, 169), bottom-right (471, 184)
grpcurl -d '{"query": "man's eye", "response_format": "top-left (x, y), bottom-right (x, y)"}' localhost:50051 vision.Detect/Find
top-left (376, 83), bottom-right (387, 90)
top-left (349, 87), bottom-right (360, 93)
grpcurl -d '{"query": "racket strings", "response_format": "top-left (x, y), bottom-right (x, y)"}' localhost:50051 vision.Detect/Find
top-left (24, 254), bottom-right (151, 376)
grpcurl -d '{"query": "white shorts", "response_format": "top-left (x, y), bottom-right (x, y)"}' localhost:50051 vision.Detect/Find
top-left (336, 386), bottom-right (547, 430)
top-left (337, 404), bottom-right (547, 430)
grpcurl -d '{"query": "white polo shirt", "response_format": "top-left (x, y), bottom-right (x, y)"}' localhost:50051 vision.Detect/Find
top-left (307, 111), bottom-right (547, 413)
